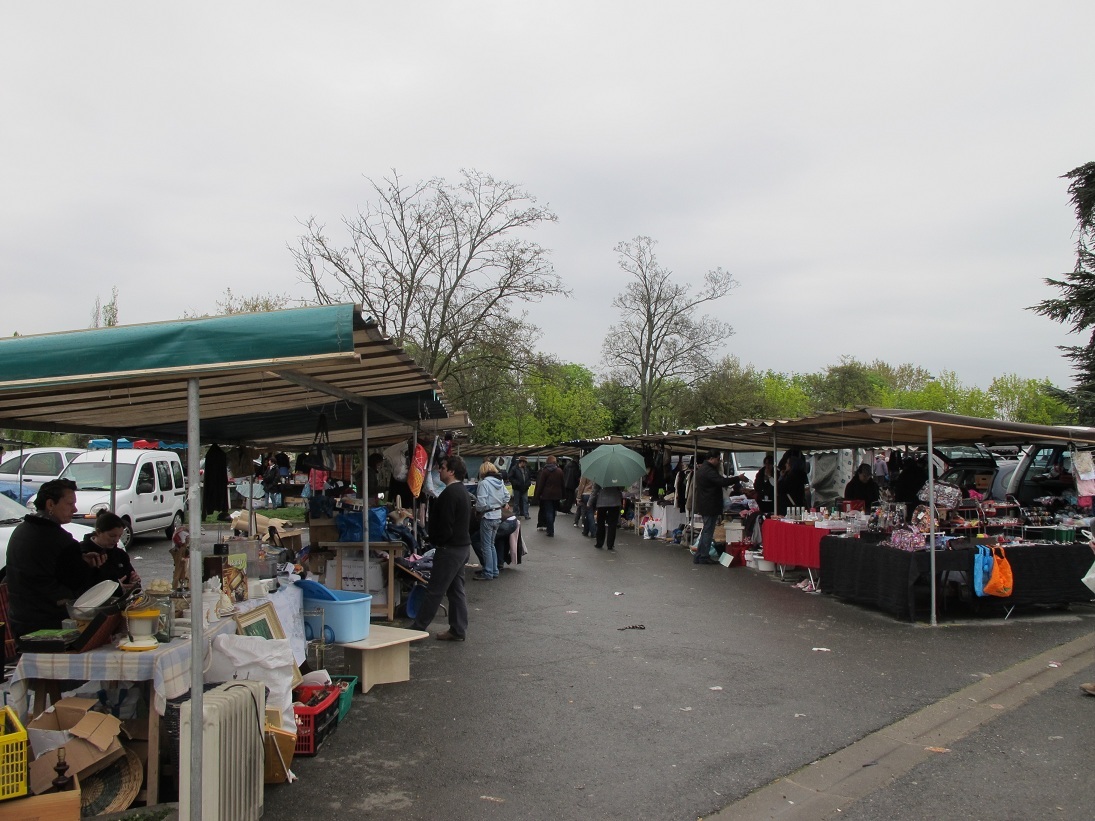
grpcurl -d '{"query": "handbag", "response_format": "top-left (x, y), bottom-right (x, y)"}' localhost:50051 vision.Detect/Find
top-left (304, 414), bottom-right (337, 473)
top-left (982, 546), bottom-right (1014, 597)
top-left (917, 481), bottom-right (962, 508)
top-left (973, 544), bottom-right (994, 597)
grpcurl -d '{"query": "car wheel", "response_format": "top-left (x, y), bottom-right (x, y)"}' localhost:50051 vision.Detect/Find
top-left (166, 511), bottom-right (184, 540)
top-left (119, 518), bottom-right (134, 551)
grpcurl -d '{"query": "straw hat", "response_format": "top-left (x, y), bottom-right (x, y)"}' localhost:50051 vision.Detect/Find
top-left (80, 747), bottom-right (142, 816)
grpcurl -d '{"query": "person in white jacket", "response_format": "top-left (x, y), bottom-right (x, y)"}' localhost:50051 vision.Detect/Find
top-left (474, 462), bottom-right (510, 580)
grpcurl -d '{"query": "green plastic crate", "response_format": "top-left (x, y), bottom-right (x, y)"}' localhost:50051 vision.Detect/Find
top-left (332, 674), bottom-right (358, 723)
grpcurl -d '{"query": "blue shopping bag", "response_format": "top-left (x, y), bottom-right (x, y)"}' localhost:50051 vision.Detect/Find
top-left (973, 544), bottom-right (994, 597)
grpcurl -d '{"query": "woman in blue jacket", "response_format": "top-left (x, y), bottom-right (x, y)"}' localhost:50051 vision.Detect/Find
top-left (474, 462), bottom-right (509, 580)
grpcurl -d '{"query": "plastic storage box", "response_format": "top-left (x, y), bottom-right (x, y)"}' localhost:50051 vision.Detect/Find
top-left (293, 685), bottom-right (341, 756)
top-left (331, 675), bottom-right (359, 723)
top-left (0, 706), bottom-right (28, 800)
top-left (302, 590), bottom-right (372, 643)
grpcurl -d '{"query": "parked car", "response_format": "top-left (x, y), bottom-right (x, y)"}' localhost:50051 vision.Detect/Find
top-left (0, 447), bottom-right (85, 502)
top-left (0, 492), bottom-right (93, 574)
top-left (34, 449), bottom-right (188, 549)
top-left (1006, 443), bottom-right (1076, 506)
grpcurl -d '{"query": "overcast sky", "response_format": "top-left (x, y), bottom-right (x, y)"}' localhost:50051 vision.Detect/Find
top-left (3, 2), bottom-right (1092, 393)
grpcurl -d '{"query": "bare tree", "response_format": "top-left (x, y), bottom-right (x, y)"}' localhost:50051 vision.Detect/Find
top-left (601, 237), bottom-right (736, 432)
top-left (90, 286), bottom-right (120, 328)
top-left (291, 169), bottom-right (565, 387)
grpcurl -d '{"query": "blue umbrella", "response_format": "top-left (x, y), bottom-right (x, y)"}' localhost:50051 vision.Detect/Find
top-left (579, 444), bottom-right (647, 488)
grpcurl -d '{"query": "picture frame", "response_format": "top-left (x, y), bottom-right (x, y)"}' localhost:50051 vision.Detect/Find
top-left (234, 602), bottom-right (285, 641)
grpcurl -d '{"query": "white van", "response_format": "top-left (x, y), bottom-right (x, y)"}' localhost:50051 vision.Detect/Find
top-left (47, 449), bottom-right (188, 548)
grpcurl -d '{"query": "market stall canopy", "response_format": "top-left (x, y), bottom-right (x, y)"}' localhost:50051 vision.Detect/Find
top-left (632, 408), bottom-right (1095, 452)
top-left (0, 304), bottom-right (469, 446)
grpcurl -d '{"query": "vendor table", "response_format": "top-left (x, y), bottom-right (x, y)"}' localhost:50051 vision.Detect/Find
top-left (337, 625), bottom-right (428, 693)
top-left (761, 519), bottom-right (848, 570)
top-left (820, 536), bottom-right (1095, 621)
top-left (7, 621), bottom-right (233, 805)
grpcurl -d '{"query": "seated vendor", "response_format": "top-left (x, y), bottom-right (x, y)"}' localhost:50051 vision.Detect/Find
top-left (81, 510), bottom-right (141, 591)
top-left (6, 479), bottom-right (107, 642)
top-left (844, 463), bottom-right (881, 508)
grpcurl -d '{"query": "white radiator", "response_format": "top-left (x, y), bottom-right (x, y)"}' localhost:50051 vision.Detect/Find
top-left (180, 680), bottom-right (266, 821)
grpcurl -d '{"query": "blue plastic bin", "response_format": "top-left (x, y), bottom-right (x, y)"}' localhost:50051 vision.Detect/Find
top-left (303, 590), bottom-right (372, 643)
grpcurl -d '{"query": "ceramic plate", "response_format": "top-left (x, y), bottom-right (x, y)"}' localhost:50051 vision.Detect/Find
top-left (73, 580), bottom-right (120, 609)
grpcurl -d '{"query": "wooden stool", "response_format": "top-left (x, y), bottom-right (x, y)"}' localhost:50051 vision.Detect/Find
top-left (337, 625), bottom-right (428, 693)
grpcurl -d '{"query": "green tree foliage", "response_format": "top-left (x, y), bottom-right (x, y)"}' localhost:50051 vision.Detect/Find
top-left (800, 357), bottom-right (889, 412)
top-left (672, 356), bottom-right (776, 428)
top-left (600, 236), bottom-right (736, 433)
top-left (1031, 162), bottom-right (1095, 422)
top-left (595, 378), bottom-right (642, 436)
top-left (987, 375), bottom-right (1076, 425)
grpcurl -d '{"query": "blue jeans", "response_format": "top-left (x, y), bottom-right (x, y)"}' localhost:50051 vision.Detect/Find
top-left (542, 501), bottom-right (558, 536)
top-left (480, 518), bottom-right (501, 578)
top-left (697, 515), bottom-right (718, 560)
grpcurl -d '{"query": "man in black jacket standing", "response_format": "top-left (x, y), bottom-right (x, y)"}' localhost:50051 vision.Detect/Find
top-left (7, 479), bottom-right (106, 641)
top-left (411, 455), bottom-right (472, 642)
top-left (693, 451), bottom-right (745, 565)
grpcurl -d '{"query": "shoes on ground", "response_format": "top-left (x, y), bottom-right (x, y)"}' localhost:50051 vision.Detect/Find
top-left (694, 556), bottom-right (715, 565)
top-left (607, 547), bottom-right (614, 551)
top-left (472, 572), bottom-right (495, 581)
top-left (435, 631), bottom-right (465, 642)
top-left (1081, 682), bottom-right (1095, 696)
top-left (594, 544), bottom-right (603, 549)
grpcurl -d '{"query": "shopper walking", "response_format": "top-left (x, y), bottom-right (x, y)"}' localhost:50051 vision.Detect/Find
top-left (593, 484), bottom-right (624, 551)
top-left (533, 456), bottom-right (565, 537)
top-left (410, 455), bottom-right (472, 641)
top-left (507, 457), bottom-right (532, 519)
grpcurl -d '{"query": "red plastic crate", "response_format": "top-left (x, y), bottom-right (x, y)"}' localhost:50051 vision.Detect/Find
top-left (293, 685), bottom-right (341, 756)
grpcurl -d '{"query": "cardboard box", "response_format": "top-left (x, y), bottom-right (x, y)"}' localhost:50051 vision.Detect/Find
top-left (27, 698), bottom-right (125, 795)
top-left (0, 775), bottom-right (80, 820)
top-left (325, 559), bottom-right (367, 592)
top-left (307, 516), bottom-right (339, 547)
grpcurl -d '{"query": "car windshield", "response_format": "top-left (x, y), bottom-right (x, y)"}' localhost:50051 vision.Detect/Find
top-left (61, 462), bottom-right (136, 491)
top-left (0, 493), bottom-right (28, 523)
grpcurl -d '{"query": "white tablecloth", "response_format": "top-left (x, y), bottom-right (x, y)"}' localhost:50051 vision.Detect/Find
top-left (235, 582), bottom-right (306, 664)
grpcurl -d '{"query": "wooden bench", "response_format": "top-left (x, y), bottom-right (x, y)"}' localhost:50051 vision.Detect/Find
top-left (337, 625), bottom-right (429, 693)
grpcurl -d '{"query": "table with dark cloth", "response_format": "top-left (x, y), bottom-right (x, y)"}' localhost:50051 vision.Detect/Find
top-left (762, 519), bottom-right (849, 570)
top-left (820, 536), bottom-right (1095, 621)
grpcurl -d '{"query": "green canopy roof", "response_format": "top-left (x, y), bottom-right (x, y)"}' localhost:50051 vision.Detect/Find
top-left (0, 304), bottom-right (467, 447)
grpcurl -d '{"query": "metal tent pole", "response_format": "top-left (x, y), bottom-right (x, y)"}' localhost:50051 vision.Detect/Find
top-left (927, 425), bottom-right (937, 627)
top-left (361, 406), bottom-right (369, 547)
top-left (186, 378), bottom-right (203, 821)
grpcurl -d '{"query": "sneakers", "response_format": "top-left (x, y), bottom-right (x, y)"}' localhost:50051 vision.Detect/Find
top-left (1081, 683), bottom-right (1095, 696)
top-left (472, 572), bottom-right (495, 581)
top-left (435, 631), bottom-right (465, 642)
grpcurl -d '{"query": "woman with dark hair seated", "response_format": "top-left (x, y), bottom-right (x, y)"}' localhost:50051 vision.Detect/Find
top-left (844, 464), bottom-right (881, 509)
top-left (82, 510), bottom-right (141, 589)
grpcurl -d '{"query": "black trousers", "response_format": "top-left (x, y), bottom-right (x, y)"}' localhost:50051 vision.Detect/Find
top-left (595, 506), bottom-right (621, 549)
top-left (410, 544), bottom-right (470, 638)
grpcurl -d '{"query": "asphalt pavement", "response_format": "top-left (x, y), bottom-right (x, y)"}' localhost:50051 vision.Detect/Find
top-left (107, 519), bottom-right (1095, 819)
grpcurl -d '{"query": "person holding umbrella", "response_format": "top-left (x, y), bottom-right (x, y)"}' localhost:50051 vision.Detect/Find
top-left (579, 444), bottom-right (649, 552)
top-left (694, 450), bottom-right (747, 565)
top-left (592, 483), bottom-right (624, 550)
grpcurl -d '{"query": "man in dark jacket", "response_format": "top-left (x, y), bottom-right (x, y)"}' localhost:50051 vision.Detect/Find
top-left (507, 457), bottom-right (532, 519)
top-left (694, 451), bottom-right (746, 565)
top-left (533, 456), bottom-right (566, 537)
top-left (7, 479), bottom-right (105, 641)
top-left (411, 455), bottom-right (472, 642)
